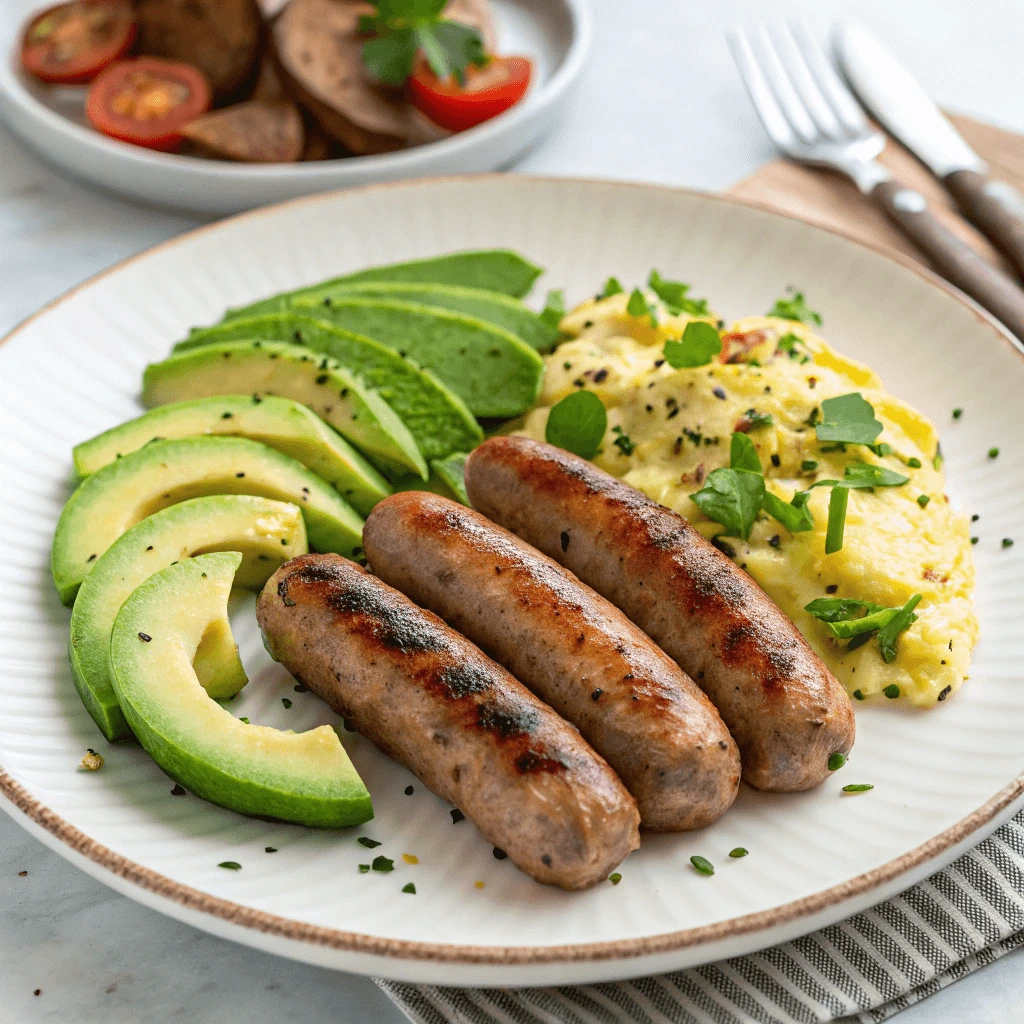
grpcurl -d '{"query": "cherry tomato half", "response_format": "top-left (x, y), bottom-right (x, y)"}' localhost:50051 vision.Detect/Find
top-left (409, 55), bottom-right (533, 133)
top-left (21, 1), bottom-right (136, 86)
top-left (86, 58), bottom-right (211, 152)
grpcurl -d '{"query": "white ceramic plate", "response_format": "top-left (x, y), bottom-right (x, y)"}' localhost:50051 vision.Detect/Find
top-left (1, 176), bottom-right (1022, 987)
top-left (0, 0), bottom-right (590, 215)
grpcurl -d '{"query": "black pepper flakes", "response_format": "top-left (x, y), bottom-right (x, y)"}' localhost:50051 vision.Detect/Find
top-left (405, 785), bottom-right (414, 795)
top-left (937, 686), bottom-right (952, 701)
top-left (770, 454), bottom-right (781, 467)
top-left (493, 847), bottom-right (507, 860)
top-left (138, 632), bottom-right (152, 642)
top-left (825, 584), bottom-right (838, 594)
top-left (591, 688), bottom-right (603, 701)
top-left (713, 387), bottom-right (727, 400)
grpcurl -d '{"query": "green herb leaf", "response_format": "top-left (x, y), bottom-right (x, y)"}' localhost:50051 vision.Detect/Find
top-left (877, 594), bottom-right (922, 663)
top-left (402, 882), bottom-right (417, 894)
top-left (917, 494), bottom-right (931, 508)
top-left (611, 425), bottom-right (636, 456)
top-left (218, 861), bottom-right (242, 870)
top-left (540, 289), bottom-right (565, 332)
top-left (826, 607), bottom-right (900, 638)
top-left (842, 783), bottom-right (874, 793)
top-left (358, 837), bottom-right (382, 848)
top-left (371, 855), bottom-right (395, 873)
top-left (421, 20), bottom-right (485, 84)
top-left (827, 752), bottom-right (846, 771)
top-left (546, 390), bottom-right (607, 459)
top-left (729, 431), bottom-right (762, 473)
top-left (825, 485), bottom-right (849, 554)
top-left (841, 462), bottom-right (909, 488)
top-left (361, 28), bottom-right (418, 85)
top-left (762, 489), bottom-right (814, 533)
top-left (608, 872), bottom-right (622, 884)
top-left (601, 276), bottom-right (624, 298)
top-left (690, 855), bottom-right (715, 876)
top-left (626, 287), bottom-right (656, 324)
top-left (359, 863), bottom-right (370, 873)
top-left (281, 697), bottom-right (292, 709)
top-left (744, 409), bottom-right (773, 429)
top-left (729, 847), bottom-right (749, 858)
top-left (431, 452), bottom-right (470, 505)
top-left (804, 597), bottom-right (887, 622)
top-left (767, 291), bottom-right (822, 326)
top-left (777, 332), bottom-right (803, 357)
top-left (816, 393), bottom-right (883, 445)
top-left (663, 321), bottom-right (722, 368)
top-left (647, 269), bottom-right (710, 316)
top-left (690, 468), bottom-right (764, 540)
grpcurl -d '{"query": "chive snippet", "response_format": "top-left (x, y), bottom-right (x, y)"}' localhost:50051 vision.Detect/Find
top-left (357, 837), bottom-right (381, 848)
top-left (729, 847), bottom-right (749, 858)
top-left (825, 485), bottom-right (849, 554)
top-left (828, 752), bottom-right (847, 771)
top-left (608, 872), bottom-right (622, 885)
top-left (690, 855), bottom-right (715, 876)
top-left (402, 883), bottom-right (417, 894)
top-left (988, 447), bottom-right (1000, 459)
top-left (842, 784), bottom-right (874, 793)
top-left (218, 861), bottom-right (242, 870)
top-left (883, 684), bottom-right (901, 699)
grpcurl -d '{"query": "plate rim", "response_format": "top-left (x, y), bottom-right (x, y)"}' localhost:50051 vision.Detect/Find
top-left (0, 0), bottom-right (593, 182)
top-left (2, 172), bottom-right (1022, 969)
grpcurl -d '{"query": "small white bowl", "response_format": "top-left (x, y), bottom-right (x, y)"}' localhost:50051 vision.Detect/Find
top-left (0, 0), bottom-right (591, 215)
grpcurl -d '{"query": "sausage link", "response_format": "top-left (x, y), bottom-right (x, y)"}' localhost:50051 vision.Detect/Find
top-left (256, 553), bottom-right (640, 889)
top-left (464, 436), bottom-right (855, 792)
top-left (363, 492), bottom-right (740, 830)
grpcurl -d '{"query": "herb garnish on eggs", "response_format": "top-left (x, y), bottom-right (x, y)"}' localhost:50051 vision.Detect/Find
top-left (518, 277), bottom-right (978, 706)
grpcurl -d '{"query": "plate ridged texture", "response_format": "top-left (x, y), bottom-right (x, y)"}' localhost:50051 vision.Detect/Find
top-left (0, 179), bottom-right (1021, 983)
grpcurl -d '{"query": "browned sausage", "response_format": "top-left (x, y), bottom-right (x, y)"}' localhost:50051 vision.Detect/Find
top-left (256, 553), bottom-right (640, 889)
top-left (464, 436), bottom-right (856, 792)
top-left (363, 492), bottom-right (741, 831)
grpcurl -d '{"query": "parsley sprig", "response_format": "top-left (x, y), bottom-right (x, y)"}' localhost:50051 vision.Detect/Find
top-left (546, 390), bottom-right (607, 459)
top-left (768, 290), bottom-right (822, 326)
top-left (360, 0), bottom-right (487, 86)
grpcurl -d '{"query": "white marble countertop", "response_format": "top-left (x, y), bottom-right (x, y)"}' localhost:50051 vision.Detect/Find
top-left (2, 0), bottom-right (1023, 1020)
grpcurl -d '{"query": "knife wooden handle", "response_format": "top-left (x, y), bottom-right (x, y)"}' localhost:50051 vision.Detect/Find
top-left (944, 169), bottom-right (1024, 282)
top-left (871, 180), bottom-right (1024, 341)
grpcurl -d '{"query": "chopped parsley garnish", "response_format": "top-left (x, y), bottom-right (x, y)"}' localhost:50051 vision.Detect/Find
top-left (730, 431), bottom-right (762, 473)
top-left (281, 697), bottom-right (292, 709)
top-left (690, 855), bottom-right (715, 876)
top-left (611, 425), bottom-right (636, 456)
top-left (837, 462), bottom-right (910, 488)
top-left (953, 408), bottom-right (963, 419)
top-left (842, 784), bottom-right (874, 793)
top-left (357, 837), bottom-right (381, 848)
top-left (545, 390), bottom-right (607, 459)
top-left (815, 393), bottom-right (883, 446)
top-left (647, 269), bottom-right (710, 316)
top-left (608, 872), bottom-right (622, 884)
top-left (802, 459), bottom-right (818, 472)
top-left (917, 494), bottom-right (930, 507)
top-left (744, 409), bottom-right (773, 429)
top-left (690, 468), bottom-right (764, 540)
top-left (627, 288), bottom-right (658, 324)
top-left (360, 0), bottom-right (486, 86)
top-left (877, 595), bottom-right (922, 664)
top-left (359, 864), bottom-right (370, 873)
top-left (762, 490), bottom-right (814, 533)
top-left (402, 883), bottom-right (417, 894)
top-left (540, 289), bottom-right (565, 332)
top-left (1004, 538), bottom-right (1015, 548)
top-left (827, 752), bottom-right (846, 771)
top-left (825, 486), bottom-right (848, 554)
top-left (371, 855), bottom-right (394, 873)
top-left (767, 291), bottom-right (822, 326)
top-left (601, 276), bottom-right (624, 298)
top-left (238, 717), bottom-right (249, 724)
top-left (729, 848), bottom-right (749, 858)
top-left (663, 321), bottom-right (722, 368)
top-left (867, 441), bottom-right (893, 457)
top-left (883, 684), bottom-right (901, 699)
top-left (988, 447), bottom-right (1000, 459)
top-left (907, 457), bottom-right (922, 468)
top-left (218, 861), bottom-right (242, 871)
top-left (265, 847), bottom-right (277, 853)
top-left (776, 332), bottom-right (803, 358)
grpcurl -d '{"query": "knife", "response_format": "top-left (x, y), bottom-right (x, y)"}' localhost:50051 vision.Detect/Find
top-left (836, 21), bottom-right (1024, 281)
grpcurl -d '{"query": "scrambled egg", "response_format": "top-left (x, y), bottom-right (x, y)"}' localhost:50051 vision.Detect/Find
top-left (518, 291), bottom-right (977, 707)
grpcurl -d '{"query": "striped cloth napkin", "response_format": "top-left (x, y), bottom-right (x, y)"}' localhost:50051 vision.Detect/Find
top-left (377, 809), bottom-right (1024, 1024)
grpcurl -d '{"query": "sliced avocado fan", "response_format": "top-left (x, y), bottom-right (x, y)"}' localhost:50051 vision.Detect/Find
top-left (109, 551), bottom-right (372, 828)
top-left (223, 249), bottom-right (543, 320)
top-left (295, 298), bottom-right (545, 418)
top-left (173, 317), bottom-right (482, 462)
top-left (71, 495), bottom-right (308, 741)
top-left (142, 340), bottom-right (427, 481)
top-left (72, 395), bottom-right (391, 516)
top-left (51, 435), bottom-right (364, 605)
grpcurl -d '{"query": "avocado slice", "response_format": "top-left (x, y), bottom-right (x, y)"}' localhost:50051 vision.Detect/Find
top-left (51, 435), bottom-right (363, 605)
top-left (430, 452), bottom-right (470, 505)
top-left (293, 298), bottom-right (545, 418)
top-left (224, 249), bottom-right (543, 319)
top-left (173, 317), bottom-right (482, 461)
top-left (110, 551), bottom-right (373, 828)
top-left (142, 341), bottom-right (427, 481)
top-left (308, 283), bottom-right (560, 351)
top-left (70, 495), bottom-right (308, 741)
top-left (73, 395), bottom-right (391, 516)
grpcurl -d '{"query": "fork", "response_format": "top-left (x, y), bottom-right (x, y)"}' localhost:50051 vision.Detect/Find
top-left (729, 23), bottom-right (1024, 341)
